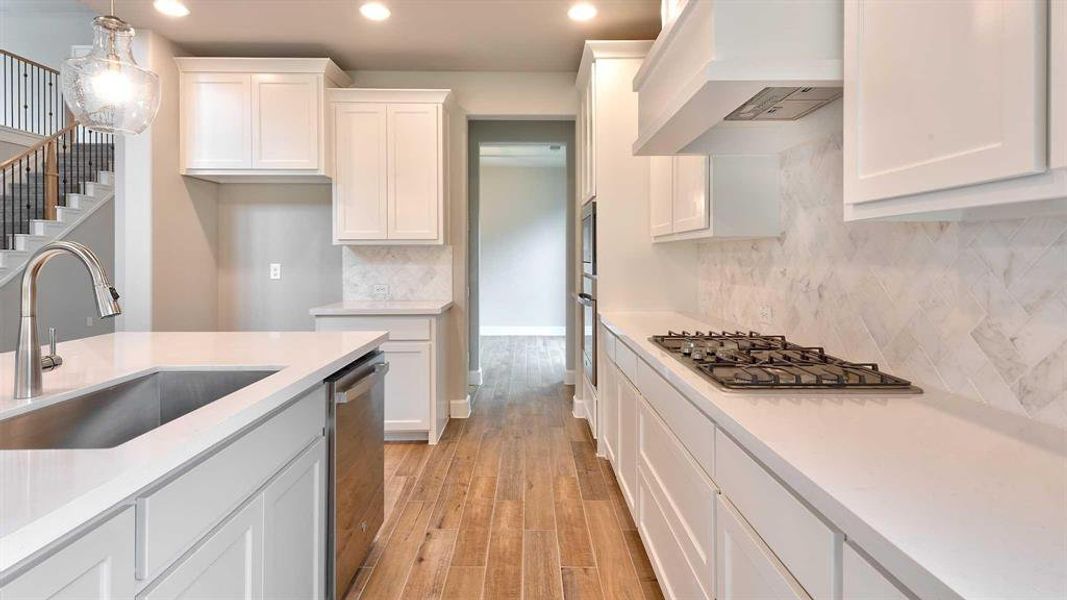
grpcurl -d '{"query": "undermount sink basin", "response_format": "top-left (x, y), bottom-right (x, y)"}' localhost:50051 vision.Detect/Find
top-left (0, 370), bottom-right (277, 450)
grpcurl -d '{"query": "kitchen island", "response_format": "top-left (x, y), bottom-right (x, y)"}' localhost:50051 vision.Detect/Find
top-left (598, 310), bottom-right (1066, 600)
top-left (0, 330), bottom-right (386, 596)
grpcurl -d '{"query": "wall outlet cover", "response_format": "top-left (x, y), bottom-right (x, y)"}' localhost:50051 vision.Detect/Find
top-left (269, 263), bottom-right (281, 280)
top-left (758, 305), bottom-right (773, 324)
top-left (372, 284), bottom-right (389, 299)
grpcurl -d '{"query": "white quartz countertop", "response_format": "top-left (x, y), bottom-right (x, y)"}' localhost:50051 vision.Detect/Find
top-left (309, 300), bottom-right (454, 316)
top-left (600, 311), bottom-right (1066, 600)
top-left (0, 330), bottom-right (387, 574)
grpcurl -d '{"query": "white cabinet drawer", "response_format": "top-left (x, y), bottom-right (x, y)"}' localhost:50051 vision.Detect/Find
top-left (314, 315), bottom-right (430, 341)
top-left (714, 430), bottom-right (838, 600)
top-left (638, 398), bottom-right (715, 598)
top-left (637, 471), bottom-right (710, 600)
top-left (136, 386), bottom-right (325, 581)
top-left (716, 495), bottom-right (810, 600)
top-left (1, 508), bottom-right (136, 600)
top-left (614, 339), bottom-right (638, 381)
top-left (635, 359), bottom-right (715, 478)
top-left (842, 544), bottom-right (908, 600)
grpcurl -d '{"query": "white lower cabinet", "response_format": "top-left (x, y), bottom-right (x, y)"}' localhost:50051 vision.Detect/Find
top-left (263, 438), bottom-right (327, 599)
top-left (142, 496), bottom-right (265, 600)
top-left (842, 544), bottom-right (908, 600)
top-left (716, 495), bottom-right (811, 600)
top-left (638, 472), bottom-right (710, 600)
top-left (381, 340), bottom-right (433, 432)
top-left (598, 354), bottom-right (619, 467)
top-left (616, 374), bottom-right (640, 511)
top-left (0, 508), bottom-right (136, 600)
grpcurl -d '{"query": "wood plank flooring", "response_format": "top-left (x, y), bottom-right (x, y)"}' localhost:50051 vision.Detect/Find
top-left (348, 336), bottom-right (663, 600)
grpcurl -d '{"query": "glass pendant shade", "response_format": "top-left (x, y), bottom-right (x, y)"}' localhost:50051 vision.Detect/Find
top-left (61, 16), bottom-right (161, 135)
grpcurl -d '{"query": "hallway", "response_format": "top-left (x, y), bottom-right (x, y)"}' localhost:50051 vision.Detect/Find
top-left (349, 336), bottom-right (662, 600)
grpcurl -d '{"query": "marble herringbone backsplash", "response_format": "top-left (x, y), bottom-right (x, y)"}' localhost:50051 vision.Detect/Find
top-left (697, 134), bottom-right (1067, 427)
top-left (342, 246), bottom-right (453, 301)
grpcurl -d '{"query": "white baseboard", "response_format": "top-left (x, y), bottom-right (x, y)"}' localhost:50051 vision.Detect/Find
top-left (563, 369), bottom-right (576, 385)
top-left (572, 395), bottom-right (587, 420)
top-left (450, 394), bottom-right (472, 418)
top-left (468, 369), bottom-right (483, 386)
top-left (480, 326), bottom-right (566, 337)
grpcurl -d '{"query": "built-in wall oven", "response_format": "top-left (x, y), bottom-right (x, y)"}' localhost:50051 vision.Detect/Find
top-left (580, 201), bottom-right (597, 387)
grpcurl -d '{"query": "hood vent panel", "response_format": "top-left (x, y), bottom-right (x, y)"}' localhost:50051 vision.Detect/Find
top-left (725, 87), bottom-right (843, 122)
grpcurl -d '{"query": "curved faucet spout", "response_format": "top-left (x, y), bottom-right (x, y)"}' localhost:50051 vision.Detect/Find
top-left (14, 241), bottom-right (121, 399)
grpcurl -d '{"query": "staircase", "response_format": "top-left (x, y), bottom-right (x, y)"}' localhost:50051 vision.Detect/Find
top-left (0, 49), bottom-right (115, 286)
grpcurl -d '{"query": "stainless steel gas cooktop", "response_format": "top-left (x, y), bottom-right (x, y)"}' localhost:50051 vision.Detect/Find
top-left (650, 331), bottom-right (921, 393)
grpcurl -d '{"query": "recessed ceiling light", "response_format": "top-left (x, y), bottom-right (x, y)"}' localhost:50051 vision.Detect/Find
top-left (153, 0), bottom-right (190, 17)
top-left (360, 2), bottom-right (391, 21)
top-left (568, 2), bottom-right (597, 21)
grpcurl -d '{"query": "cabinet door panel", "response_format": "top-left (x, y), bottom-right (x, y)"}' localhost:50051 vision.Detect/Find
top-left (842, 544), bottom-right (908, 600)
top-left (182, 73), bottom-right (252, 169)
top-left (616, 376), bottom-right (639, 510)
top-left (252, 73), bottom-right (320, 170)
top-left (0, 508), bottom-right (135, 600)
top-left (143, 496), bottom-right (264, 600)
top-left (387, 104), bottom-right (440, 240)
top-left (637, 472), bottom-right (708, 600)
top-left (672, 155), bottom-right (709, 234)
top-left (845, 0), bottom-right (1047, 203)
top-left (264, 439), bottom-right (326, 599)
top-left (599, 358), bottom-right (619, 466)
top-left (649, 156), bottom-right (674, 237)
top-left (715, 496), bottom-right (810, 600)
top-left (382, 341), bottom-right (432, 431)
top-left (1052, 0), bottom-right (1066, 170)
top-left (334, 103), bottom-right (388, 241)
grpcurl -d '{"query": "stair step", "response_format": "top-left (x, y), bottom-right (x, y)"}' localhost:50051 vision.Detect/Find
top-left (98, 171), bottom-right (115, 186)
top-left (56, 206), bottom-right (81, 222)
top-left (0, 251), bottom-right (28, 268)
top-left (13, 233), bottom-right (46, 252)
top-left (30, 219), bottom-right (64, 236)
top-left (82, 182), bottom-right (113, 197)
top-left (65, 194), bottom-right (96, 210)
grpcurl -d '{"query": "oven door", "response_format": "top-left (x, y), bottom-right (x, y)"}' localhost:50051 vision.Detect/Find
top-left (578, 291), bottom-right (596, 387)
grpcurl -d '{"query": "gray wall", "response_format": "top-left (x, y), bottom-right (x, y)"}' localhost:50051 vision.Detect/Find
top-left (217, 184), bottom-right (342, 331)
top-left (467, 120), bottom-right (576, 374)
top-left (0, 200), bottom-right (116, 352)
top-left (479, 161), bottom-right (567, 334)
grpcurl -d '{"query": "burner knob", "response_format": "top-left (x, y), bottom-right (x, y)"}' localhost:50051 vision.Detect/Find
top-left (691, 346), bottom-right (705, 361)
top-left (681, 340), bottom-right (694, 356)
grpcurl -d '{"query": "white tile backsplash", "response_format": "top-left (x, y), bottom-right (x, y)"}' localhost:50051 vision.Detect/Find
top-left (342, 246), bottom-right (453, 301)
top-left (697, 134), bottom-right (1067, 427)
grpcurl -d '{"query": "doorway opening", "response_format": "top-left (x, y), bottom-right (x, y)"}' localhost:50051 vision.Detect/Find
top-left (467, 121), bottom-right (576, 389)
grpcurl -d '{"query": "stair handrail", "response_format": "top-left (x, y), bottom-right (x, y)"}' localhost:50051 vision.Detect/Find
top-left (0, 121), bottom-right (78, 173)
top-left (1, 48), bottom-right (70, 137)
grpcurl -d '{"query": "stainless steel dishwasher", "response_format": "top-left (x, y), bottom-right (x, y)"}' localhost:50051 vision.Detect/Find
top-left (326, 351), bottom-right (388, 599)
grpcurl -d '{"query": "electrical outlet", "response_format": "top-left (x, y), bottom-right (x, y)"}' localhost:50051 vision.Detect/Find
top-left (372, 284), bottom-right (389, 299)
top-left (86, 316), bottom-right (93, 327)
top-left (758, 305), bottom-right (773, 324)
top-left (269, 263), bottom-right (281, 280)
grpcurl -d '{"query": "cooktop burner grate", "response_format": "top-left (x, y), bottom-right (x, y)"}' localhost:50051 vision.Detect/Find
top-left (650, 331), bottom-right (920, 392)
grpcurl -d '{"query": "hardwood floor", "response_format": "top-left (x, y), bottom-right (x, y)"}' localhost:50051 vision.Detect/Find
top-left (348, 336), bottom-right (663, 600)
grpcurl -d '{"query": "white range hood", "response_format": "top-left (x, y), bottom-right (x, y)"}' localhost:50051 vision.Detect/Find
top-left (633, 0), bottom-right (844, 156)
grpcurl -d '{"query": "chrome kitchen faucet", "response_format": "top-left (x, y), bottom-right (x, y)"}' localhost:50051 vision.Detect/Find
top-left (13, 241), bottom-right (121, 399)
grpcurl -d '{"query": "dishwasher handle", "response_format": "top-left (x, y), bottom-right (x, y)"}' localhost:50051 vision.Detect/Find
top-left (334, 362), bottom-right (389, 405)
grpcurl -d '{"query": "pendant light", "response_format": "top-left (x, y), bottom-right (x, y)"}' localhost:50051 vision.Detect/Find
top-left (61, 0), bottom-right (161, 135)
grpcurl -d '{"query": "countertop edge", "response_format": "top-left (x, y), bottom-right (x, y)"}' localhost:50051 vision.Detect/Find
top-left (0, 332), bottom-right (388, 577)
top-left (599, 313), bottom-right (965, 600)
top-left (308, 301), bottom-right (455, 316)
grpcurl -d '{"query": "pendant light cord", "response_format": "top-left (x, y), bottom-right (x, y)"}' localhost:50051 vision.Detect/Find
top-left (110, 0), bottom-right (115, 16)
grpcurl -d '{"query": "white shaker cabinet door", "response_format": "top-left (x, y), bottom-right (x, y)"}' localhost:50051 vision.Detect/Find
top-left (263, 438), bottom-right (327, 599)
top-left (143, 496), bottom-right (265, 600)
top-left (715, 496), bottom-right (811, 600)
top-left (387, 104), bottom-right (440, 240)
top-left (616, 375), bottom-right (640, 510)
top-left (844, 0), bottom-right (1047, 203)
top-left (649, 156), bottom-right (674, 237)
top-left (599, 357), bottom-right (619, 466)
top-left (671, 155), bottom-right (709, 234)
top-left (1052, 0), bottom-right (1066, 169)
top-left (842, 544), bottom-right (909, 600)
top-left (0, 508), bottom-right (135, 600)
top-left (251, 73), bottom-right (321, 170)
top-left (382, 340), bottom-right (432, 431)
top-left (334, 103), bottom-right (389, 241)
top-left (181, 73), bottom-right (252, 170)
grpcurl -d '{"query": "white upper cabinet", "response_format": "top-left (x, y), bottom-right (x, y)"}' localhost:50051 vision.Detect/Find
top-left (579, 66), bottom-right (597, 204)
top-left (330, 89), bottom-right (452, 245)
top-left (634, 0), bottom-right (843, 156)
top-left (178, 58), bottom-right (350, 183)
top-left (1053, 0), bottom-right (1066, 170)
top-left (650, 155), bottom-right (780, 242)
top-left (844, 0), bottom-right (1067, 220)
top-left (181, 73), bottom-right (252, 170)
top-left (251, 73), bottom-right (321, 170)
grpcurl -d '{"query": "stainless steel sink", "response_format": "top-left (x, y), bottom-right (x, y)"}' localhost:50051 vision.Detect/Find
top-left (0, 370), bottom-right (277, 450)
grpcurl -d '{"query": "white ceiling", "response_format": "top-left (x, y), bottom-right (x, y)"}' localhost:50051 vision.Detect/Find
top-left (79, 0), bottom-right (661, 72)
